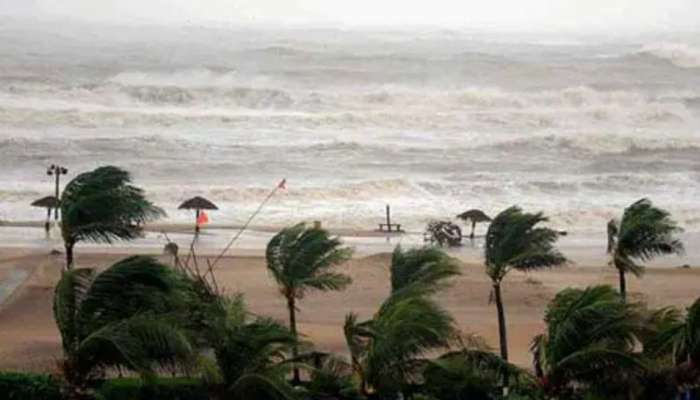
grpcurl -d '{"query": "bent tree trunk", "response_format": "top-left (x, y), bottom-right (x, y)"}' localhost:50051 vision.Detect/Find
top-left (618, 268), bottom-right (627, 301)
top-left (287, 296), bottom-right (300, 384)
top-left (493, 282), bottom-right (510, 396)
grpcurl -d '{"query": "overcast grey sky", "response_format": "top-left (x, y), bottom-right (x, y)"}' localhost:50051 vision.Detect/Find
top-left (2, 0), bottom-right (699, 32)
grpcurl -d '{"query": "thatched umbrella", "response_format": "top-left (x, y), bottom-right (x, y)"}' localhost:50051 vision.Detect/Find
top-left (456, 209), bottom-right (492, 239)
top-left (31, 196), bottom-right (59, 233)
top-left (178, 196), bottom-right (218, 234)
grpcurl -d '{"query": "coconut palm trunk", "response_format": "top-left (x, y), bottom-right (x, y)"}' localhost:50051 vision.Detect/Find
top-left (286, 295), bottom-right (301, 384)
top-left (65, 240), bottom-right (75, 270)
top-left (618, 267), bottom-right (627, 301)
top-left (493, 282), bottom-right (510, 393)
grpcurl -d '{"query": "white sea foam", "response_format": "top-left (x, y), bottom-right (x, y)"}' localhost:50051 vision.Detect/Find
top-left (0, 25), bottom-right (698, 233)
top-left (640, 42), bottom-right (700, 68)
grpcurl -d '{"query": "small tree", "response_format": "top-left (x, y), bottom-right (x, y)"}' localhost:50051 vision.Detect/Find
top-left (266, 223), bottom-right (352, 383)
top-left (484, 206), bottom-right (567, 395)
top-left (54, 256), bottom-right (193, 399)
top-left (531, 285), bottom-right (645, 398)
top-left (60, 166), bottom-right (164, 269)
top-left (607, 198), bottom-right (684, 300)
top-left (204, 295), bottom-right (299, 399)
top-left (643, 297), bottom-right (700, 390)
top-left (344, 246), bottom-right (460, 397)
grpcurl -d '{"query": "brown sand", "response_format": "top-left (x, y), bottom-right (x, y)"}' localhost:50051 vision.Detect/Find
top-left (0, 248), bottom-right (698, 371)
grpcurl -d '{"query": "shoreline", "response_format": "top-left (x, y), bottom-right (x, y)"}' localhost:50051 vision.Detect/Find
top-left (0, 219), bottom-right (418, 237)
top-left (0, 222), bottom-right (698, 268)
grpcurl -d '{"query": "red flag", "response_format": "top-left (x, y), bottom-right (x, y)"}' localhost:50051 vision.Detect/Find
top-left (277, 178), bottom-right (287, 190)
top-left (197, 211), bottom-right (209, 226)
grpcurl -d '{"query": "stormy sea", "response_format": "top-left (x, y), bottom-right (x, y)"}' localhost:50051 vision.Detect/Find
top-left (1, 19), bottom-right (699, 233)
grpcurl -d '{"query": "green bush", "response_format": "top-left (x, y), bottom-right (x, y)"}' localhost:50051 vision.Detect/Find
top-left (0, 372), bottom-right (61, 400)
top-left (96, 377), bottom-right (209, 400)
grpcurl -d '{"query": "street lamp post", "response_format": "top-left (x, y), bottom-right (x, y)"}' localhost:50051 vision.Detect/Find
top-left (47, 164), bottom-right (68, 220)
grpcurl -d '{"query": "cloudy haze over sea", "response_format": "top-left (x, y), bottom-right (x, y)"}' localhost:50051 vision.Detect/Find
top-left (0, 19), bottom-right (699, 232)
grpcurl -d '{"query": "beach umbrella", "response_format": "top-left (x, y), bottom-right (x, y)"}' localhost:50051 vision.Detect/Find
top-left (31, 195), bottom-right (59, 232)
top-left (456, 209), bottom-right (492, 239)
top-left (178, 196), bottom-right (218, 234)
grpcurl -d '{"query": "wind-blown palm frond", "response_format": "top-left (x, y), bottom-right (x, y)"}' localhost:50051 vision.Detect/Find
top-left (343, 312), bottom-right (373, 367)
top-left (608, 199), bottom-right (684, 300)
top-left (74, 313), bottom-right (193, 378)
top-left (60, 166), bottom-right (164, 268)
top-left (189, 291), bottom-right (299, 393)
top-left (532, 285), bottom-right (647, 395)
top-left (615, 199), bottom-right (684, 266)
top-left (294, 351), bottom-right (359, 400)
top-left (75, 256), bottom-right (183, 334)
top-left (640, 306), bottom-right (684, 361)
top-left (390, 246), bottom-right (460, 295)
top-left (229, 374), bottom-right (296, 400)
top-left (215, 316), bottom-right (297, 385)
top-left (53, 256), bottom-right (194, 396)
top-left (366, 295), bottom-right (456, 395)
top-left (54, 268), bottom-right (95, 354)
top-left (643, 297), bottom-right (700, 386)
top-left (543, 286), bottom-right (641, 362)
top-left (485, 207), bottom-right (567, 282)
top-left (686, 299), bottom-right (700, 364)
top-left (266, 223), bottom-right (352, 299)
top-left (423, 346), bottom-right (529, 400)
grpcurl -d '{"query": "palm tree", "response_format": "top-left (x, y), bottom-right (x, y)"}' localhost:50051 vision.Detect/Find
top-left (531, 285), bottom-right (646, 398)
top-left (484, 206), bottom-right (567, 394)
top-left (643, 297), bottom-right (700, 389)
top-left (344, 246), bottom-right (460, 397)
top-left (266, 223), bottom-right (353, 383)
top-left (607, 198), bottom-right (684, 300)
top-left (390, 245), bottom-right (461, 295)
top-left (204, 294), bottom-right (299, 400)
top-left (423, 335), bottom-right (529, 400)
top-left (302, 352), bottom-right (359, 400)
top-left (60, 166), bottom-right (164, 269)
top-left (175, 260), bottom-right (302, 400)
top-left (53, 256), bottom-right (194, 399)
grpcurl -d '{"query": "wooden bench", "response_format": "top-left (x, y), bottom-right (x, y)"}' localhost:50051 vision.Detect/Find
top-left (376, 205), bottom-right (404, 233)
top-left (378, 223), bottom-right (403, 232)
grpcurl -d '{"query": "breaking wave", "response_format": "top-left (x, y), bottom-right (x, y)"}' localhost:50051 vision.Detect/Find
top-left (0, 80), bottom-right (696, 130)
top-left (639, 42), bottom-right (700, 68)
top-left (108, 68), bottom-right (241, 87)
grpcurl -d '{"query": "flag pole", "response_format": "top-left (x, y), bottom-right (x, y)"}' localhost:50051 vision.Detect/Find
top-left (209, 178), bottom-right (286, 270)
